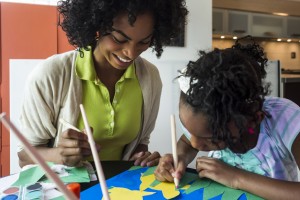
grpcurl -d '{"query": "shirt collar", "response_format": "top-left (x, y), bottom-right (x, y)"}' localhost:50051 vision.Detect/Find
top-left (75, 47), bottom-right (96, 81)
top-left (75, 47), bottom-right (136, 82)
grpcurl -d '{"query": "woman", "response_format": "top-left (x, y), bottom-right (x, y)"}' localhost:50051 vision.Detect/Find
top-left (18, 0), bottom-right (188, 168)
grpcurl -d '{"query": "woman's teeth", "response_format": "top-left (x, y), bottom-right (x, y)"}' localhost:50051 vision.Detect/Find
top-left (117, 56), bottom-right (131, 63)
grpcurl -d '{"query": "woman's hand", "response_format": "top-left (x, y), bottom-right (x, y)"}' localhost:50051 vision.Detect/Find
top-left (129, 144), bottom-right (160, 167)
top-left (196, 156), bottom-right (241, 189)
top-left (57, 128), bottom-right (100, 167)
top-left (154, 154), bottom-right (187, 183)
top-left (130, 151), bottom-right (161, 167)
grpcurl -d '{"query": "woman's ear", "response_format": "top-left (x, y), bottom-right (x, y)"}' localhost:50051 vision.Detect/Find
top-left (96, 31), bottom-right (100, 40)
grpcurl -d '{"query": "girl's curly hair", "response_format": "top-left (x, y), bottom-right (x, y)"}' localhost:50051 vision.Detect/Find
top-left (180, 36), bottom-right (270, 149)
top-left (57, 0), bottom-right (188, 58)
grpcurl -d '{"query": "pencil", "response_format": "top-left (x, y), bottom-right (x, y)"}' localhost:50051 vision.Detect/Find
top-left (59, 118), bottom-right (81, 132)
top-left (79, 104), bottom-right (110, 200)
top-left (0, 113), bottom-right (78, 200)
top-left (170, 114), bottom-right (180, 188)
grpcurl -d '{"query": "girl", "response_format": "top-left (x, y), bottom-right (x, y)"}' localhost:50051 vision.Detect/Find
top-left (155, 37), bottom-right (300, 199)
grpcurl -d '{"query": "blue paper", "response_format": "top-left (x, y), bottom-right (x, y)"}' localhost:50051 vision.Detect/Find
top-left (81, 167), bottom-right (263, 200)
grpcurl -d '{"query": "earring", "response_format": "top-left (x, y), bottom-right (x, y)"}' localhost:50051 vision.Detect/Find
top-left (248, 127), bottom-right (255, 135)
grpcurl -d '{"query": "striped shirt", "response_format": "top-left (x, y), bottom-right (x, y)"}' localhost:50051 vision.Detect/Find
top-left (209, 97), bottom-right (300, 181)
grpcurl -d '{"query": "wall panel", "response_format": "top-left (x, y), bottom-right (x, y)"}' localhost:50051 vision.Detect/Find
top-left (0, 2), bottom-right (57, 176)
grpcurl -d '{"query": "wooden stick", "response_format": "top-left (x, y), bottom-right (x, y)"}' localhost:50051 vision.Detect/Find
top-left (79, 104), bottom-right (110, 200)
top-left (0, 113), bottom-right (78, 200)
top-left (170, 114), bottom-right (179, 188)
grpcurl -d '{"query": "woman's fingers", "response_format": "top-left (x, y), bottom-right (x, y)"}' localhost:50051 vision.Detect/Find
top-left (140, 151), bottom-right (160, 166)
top-left (57, 129), bottom-right (94, 166)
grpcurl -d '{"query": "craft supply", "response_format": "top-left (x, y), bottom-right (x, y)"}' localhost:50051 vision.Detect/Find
top-left (79, 104), bottom-right (110, 200)
top-left (170, 114), bottom-right (179, 188)
top-left (67, 183), bottom-right (81, 198)
top-left (0, 186), bottom-right (21, 200)
top-left (1, 194), bottom-right (19, 200)
top-left (22, 182), bottom-right (43, 200)
top-left (0, 113), bottom-right (78, 200)
top-left (2, 187), bottom-right (20, 195)
top-left (59, 118), bottom-right (81, 132)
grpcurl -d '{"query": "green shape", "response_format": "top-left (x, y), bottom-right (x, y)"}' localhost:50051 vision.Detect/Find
top-left (221, 187), bottom-right (244, 200)
top-left (203, 181), bottom-right (224, 200)
top-left (184, 178), bottom-right (212, 194)
top-left (43, 166), bottom-right (90, 183)
top-left (178, 172), bottom-right (199, 188)
top-left (12, 166), bottom-right (45, 187)
top-left (150, 179), bottom-right (161, 187)
top-left (183, 176), bottom-right (264, 200)
top-left (142, 166), bottom-right (156, 176)
top-left (244, 191), bottom-right (265, 200)
top-left (128, 166), bottom-right (142, 171)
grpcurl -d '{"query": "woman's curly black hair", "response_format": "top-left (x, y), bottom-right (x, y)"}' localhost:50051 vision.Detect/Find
top-left (57, 0), bottom-right (188, 58)
top-left (180, 36), bottom-right (270, 149)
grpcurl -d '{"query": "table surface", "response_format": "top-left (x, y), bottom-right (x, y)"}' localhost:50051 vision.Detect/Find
top-left (80, 161), bottom-right (135, 191)
top-left (0, 162), bottom-right (260, 200)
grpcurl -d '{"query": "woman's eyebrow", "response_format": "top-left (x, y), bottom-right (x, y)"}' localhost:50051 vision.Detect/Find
top-left (112, 27), bottom-right (153, 41)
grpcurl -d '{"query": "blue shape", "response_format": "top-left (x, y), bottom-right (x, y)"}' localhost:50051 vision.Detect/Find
top-left (81, 167), bottom-right (260, 200)
top-left (1, 194), bottom-right (18, 200)
top-left (143, 188), bottom-right (165, 200)
top-left (238, 193), bottom-right (248, 200)
top-left (209, 193), bottom-right (223, 200)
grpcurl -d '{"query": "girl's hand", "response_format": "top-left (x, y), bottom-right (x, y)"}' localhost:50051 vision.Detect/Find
top-left (196, 156), bottom-right (241, 189)
top-left (130, 151), bottom-right (161, 167)
top-left (154, 154), bottom-right (187, 183)
top-left (57, 128), bottom-right (100, 166)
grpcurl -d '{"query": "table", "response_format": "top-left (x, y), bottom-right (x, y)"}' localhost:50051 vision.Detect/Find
top-left (80, 161), bottom-right (135, 191)
top-left (0, 161), bottom-right (261, 200)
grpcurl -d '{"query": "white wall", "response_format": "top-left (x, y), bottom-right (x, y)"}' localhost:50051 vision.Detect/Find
top-left (10, 59), bottom-right (43, 174)
top-left (143, 0), bottom-right (213, 168)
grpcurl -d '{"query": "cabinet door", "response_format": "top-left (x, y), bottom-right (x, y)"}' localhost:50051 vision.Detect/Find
top-left (287, 17), bottom-right (300, 38)
top-left (0, 2), bottom-right (57, 176)
top-left (213, 9), bottom-right (226, 34)
top-left (252, 13), bottom-right (285, 38)
top-left (228, 11), bottom-right (250, 36)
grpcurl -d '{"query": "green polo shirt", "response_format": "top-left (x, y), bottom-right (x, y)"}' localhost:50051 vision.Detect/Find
top-left (75, 48), bottom-right (142, 160)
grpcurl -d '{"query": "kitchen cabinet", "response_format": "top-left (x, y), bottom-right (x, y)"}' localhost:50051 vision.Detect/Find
top-left (228, 10), bottom-right (250, 36)
top-left (213, 9), bottom-right (226, 34)
top-left (252, 13), bottom-right (285, 38)
top-left (213, 8), bottom-right (300, 39)
top-left (213, 9), bottom-right (250, 36)
top-left (287, 17), bottom-right (300, 38)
